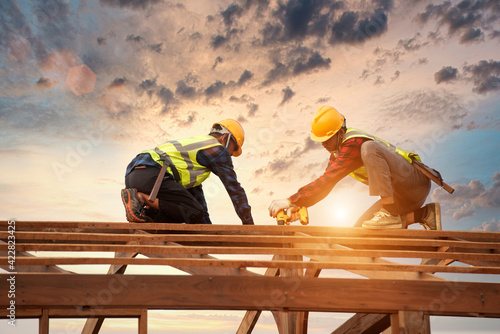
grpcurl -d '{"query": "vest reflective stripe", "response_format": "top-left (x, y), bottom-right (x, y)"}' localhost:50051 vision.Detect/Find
top-left (341, 128), bottom-right (420, 184)
top-left (143, 135), bottom-right (221, 188)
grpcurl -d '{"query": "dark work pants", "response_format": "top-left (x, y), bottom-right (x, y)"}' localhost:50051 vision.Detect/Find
top-left (354, 141), bottom-right (431, 227)
top-left (125, 167), bottom-right (205, 224)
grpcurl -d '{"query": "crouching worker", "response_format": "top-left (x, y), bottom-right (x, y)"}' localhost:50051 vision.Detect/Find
top-left (269, 106), bottom-right (441, 230)
top-left (121, 119), bottom-right (254, 225)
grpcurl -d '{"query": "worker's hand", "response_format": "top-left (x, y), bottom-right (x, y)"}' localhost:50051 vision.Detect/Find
top-left (268, 199), bottom-right (292, 218)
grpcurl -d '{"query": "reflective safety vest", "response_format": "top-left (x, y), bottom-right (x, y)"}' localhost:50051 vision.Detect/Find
top-left (340, 128), bottom-right (420, 184)
top-left (142, 135), bottom-right (221, 189)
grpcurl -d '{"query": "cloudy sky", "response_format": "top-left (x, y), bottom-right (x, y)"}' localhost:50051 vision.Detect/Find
top-left (1, 0), bottom-right (500, 332)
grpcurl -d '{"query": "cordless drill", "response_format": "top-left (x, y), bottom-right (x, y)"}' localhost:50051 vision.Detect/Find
top-left (276, 207), bottom-right (309, 226)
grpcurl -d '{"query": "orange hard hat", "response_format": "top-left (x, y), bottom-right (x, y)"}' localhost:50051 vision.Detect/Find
top-left (310, 106), bottom-right (345, 142)
top-left (212, 119), bottom-right (245, 157)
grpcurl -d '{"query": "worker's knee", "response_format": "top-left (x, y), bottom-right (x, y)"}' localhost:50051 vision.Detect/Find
top-left (360, 140), bottom-right (383, 162)
top-left (175, 202), bottom-right (204, 224)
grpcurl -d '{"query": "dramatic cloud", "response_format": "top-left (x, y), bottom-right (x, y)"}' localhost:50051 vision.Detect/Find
top-left (100, 0), bottom-right (161, 10)
top-left (280, 86), bottom-right (295, 105)
top-left (247, 103), bottom-right (259, 117)
top-left (258, 136), bottom-right (323, 177)
top-left (1, 0), bottom-right (499, 244)
top-left (330, 9), bottom-right (388, 45)
top-left (462, 60), bottom-right (500, 94)
top-left (416, 0), bottom-right (500, 44)
top-left (175, 80), bottom-right (197, 99)
top-left (431, 172), bottom-right (500, 221)
top-left (260, 1), bottom-right (344, 43)
top-left (435, 66), bottom-right (458, 84)
top-left (460, 27), bottom-right (484, 43)
top-left (379, 89), bottom-right (469, 136)
top-left (451, 202), bottom-right (475, 220)
top-left (473, 218), bottom-right (500, 232)
top-left (263, 48), bottom-right (331, 85)
top-left (204, 80), bottom-right (227, 99)
top-left (397, 33), bottom-right (429, 51)
top-left (36, 77), bottom-right (56, 89)
top-left (434, 60), bottom-right (500, 93)
top-left (237, 70), bottom-right (253, 86)
top-left (100, 78), bottom-right (135, 114)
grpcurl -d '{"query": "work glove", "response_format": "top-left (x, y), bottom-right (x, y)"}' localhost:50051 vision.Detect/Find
top-left (268, 198), bottom-right (292, 218)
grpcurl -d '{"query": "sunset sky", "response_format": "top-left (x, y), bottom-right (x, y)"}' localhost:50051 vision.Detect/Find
top-left (1, 0), bottom-right (500, 332)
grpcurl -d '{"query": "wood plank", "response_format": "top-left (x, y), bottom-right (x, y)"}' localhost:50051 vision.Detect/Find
top-left (6, 243), bottom-right (500, 263)
top-left (49, 308), bottom-right (144, 317)
top-left (0, 241), bottom-right (73, 274)
top-left (2, 221), bottom-right (500, 241)
top-left (396, 311), bottom-right (430, 334)
top-left (331, 313), bottom-right (390, 334)
top-left (0, 308), bottom-right (42, 318)
top-left (4, 274), bottom-right (500, 317)
top-left (39, 309), bottom-right (49, 334)
top-left (139, 309), bottom-right (147, 334)
top-left (389, 313), bottom-right (399, 334)
top-left (5, 256), bottom-right (500, 274)
top-left (3, 231), bottom-right (500, 250)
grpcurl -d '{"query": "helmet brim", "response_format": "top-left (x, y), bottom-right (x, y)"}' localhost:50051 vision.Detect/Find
top-left (310, 131), bottom-right (336, 143)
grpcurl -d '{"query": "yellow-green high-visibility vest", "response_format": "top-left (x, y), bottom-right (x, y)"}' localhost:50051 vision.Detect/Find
top-left (340, 128), bottom-right (421, 184)
top-left (142, 134), bottom-right (221, 189)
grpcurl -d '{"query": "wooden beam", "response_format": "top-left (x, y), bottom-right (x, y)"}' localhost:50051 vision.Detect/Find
top-left (4, 274), bottom-right (500, 317)
top-left (5, 243), bottom-right (500, 263)
top-left (0, 241), bottom-right (73, 274)
top-left (3, 231), bottom-right (500, 250)
top-left (393, 311), bottom-right (430, 334)
top-left (39, 309), bottom-right (49, 334)
top-left (2, 221), bottom-right (499, 243)
top-left (331, 313), bottom-right (390, 334)
top-left (139, 309), bottom-right (147, 334)
top-left (6, 256), bottom-right (500, 274)
top-left (0, 308), bottom-right (146, 318)
top-left (236, 310), bottom-right (262, 334)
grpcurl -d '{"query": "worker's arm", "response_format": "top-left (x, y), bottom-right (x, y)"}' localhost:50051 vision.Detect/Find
top-left (197, 146), bottom-right (254, 225)
top-left (288, 137), bottom-right (367, 207)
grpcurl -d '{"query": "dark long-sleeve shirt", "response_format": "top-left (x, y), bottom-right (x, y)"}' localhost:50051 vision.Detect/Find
top-left (196, 145), bottom-right (254, 225)
top-left (288, 137), bottom-right (369, 207)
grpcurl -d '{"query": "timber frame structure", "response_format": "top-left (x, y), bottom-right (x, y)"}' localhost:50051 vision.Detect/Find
top-left (1, 221), bottom-right (500, 333)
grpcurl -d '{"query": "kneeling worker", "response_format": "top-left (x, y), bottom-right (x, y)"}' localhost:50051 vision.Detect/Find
top-left (122, 119), bottom-right (254, 225)
top-left (269, 106), bottom-right (440, 230)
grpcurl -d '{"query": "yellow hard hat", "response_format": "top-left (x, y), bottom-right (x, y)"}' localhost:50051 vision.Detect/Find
top-left (310, 106), bottom-right (345, 142)
top-left (212, 119), bottom-right (245, 157)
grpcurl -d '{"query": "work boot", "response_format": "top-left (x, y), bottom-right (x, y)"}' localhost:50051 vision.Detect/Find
top-left (362, 209), bottom-right (403, 229)
top-left (121, 188), bottom-right (153, 223)
top-left (420, 202), bottom-right (441, 230)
